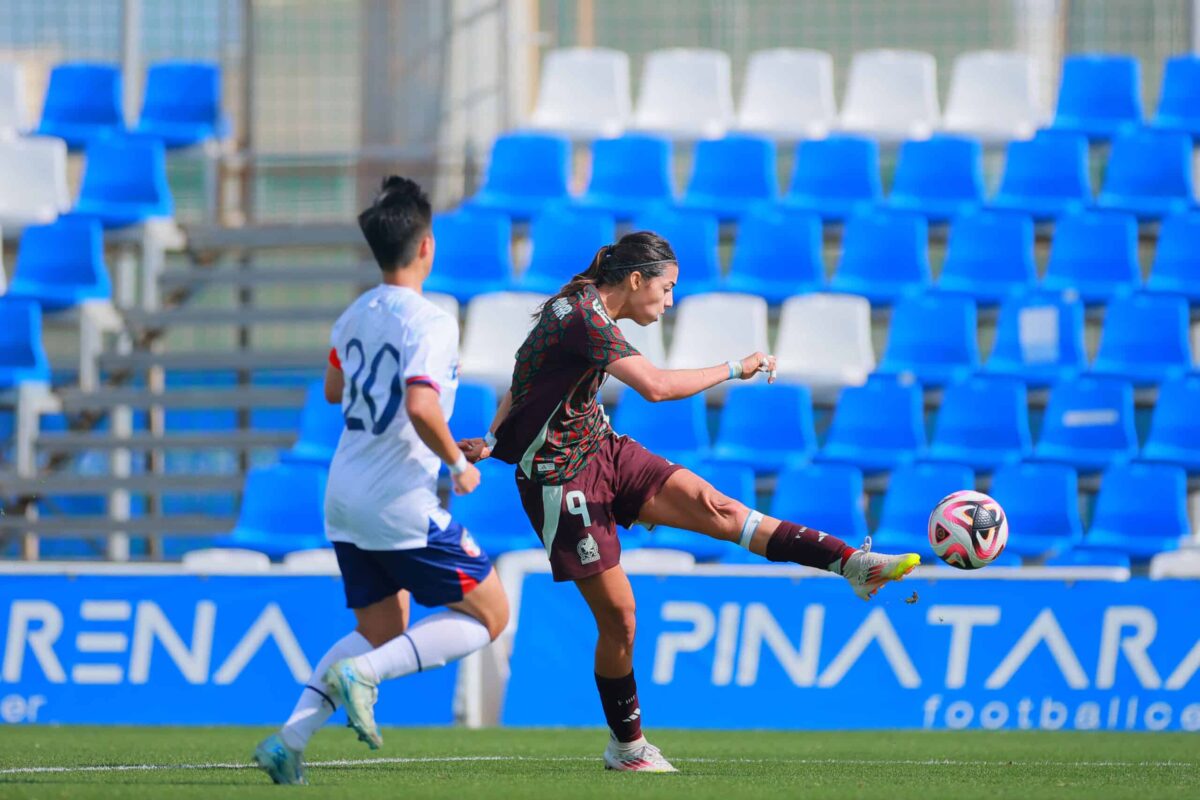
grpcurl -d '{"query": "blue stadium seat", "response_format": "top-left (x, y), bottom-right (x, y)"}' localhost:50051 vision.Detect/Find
top-left (449, 381), bottom-right (499, 442)
top-left (725, 205), bottom-right (824, 303)
top-left (644, 461), bottom-right (755, 562)
top-left (279, 382), bottom-right (344, 465)
top-left (829, 210), bottom-right (931, 304)
top-left (989, 462), bottom-right (1083, 558)
top-left (1043, 547), bottom-right (1132, 568)
top-left (135, 61), bottom-right (229, 148)
top-left (465, 133), bottom-right (570, 221)
top-left (7, 216), bottom-right (111, 311)
top-left (1146, 212), bottom-right (1200, 302)
top-left (575, 135), bottom-right (674, 221)
top-left (0, 297), bottom-right (51, 388)
top-left (1096, 130), bottom-right (1196, 220)
top-left (1041, 211), bottom-right (1140, 304)
top-left (986, 290), bottom-right (1087, 387)
top-left (74, 133), bottom-right (174, 228)
top-left (887, 135), bottom-right (985, 222)
top-left (877, 293), bottom-right (979, 386)
top-left (711, 383), bottom-right (816, 472)
top-left (36, 63), bottom-right (124, 149)
top-left (612, 391), bottom-right (709, 465)
top-left (780, 135), bottom-right (882, 222)
top-left (630, 207), bottom-right (721, 297)
top-left (927, 376), bottom-right (1032, 469)
top-left (680, 134), bottom-right (777, 221)
top-left (937, 211), bottom-right (1036, 304)
top-left (1034, 376), bottom-right (1137, 471)
top-left (450, 459), bottom-right (534, 556)
top-left (769, 463), bottom-right (868, 544)
top-left (990, 131), bottom-right (1091, 221)
top-left (817, 377), bottom-right (925, 472)
top-left (521, 206), bottom-right (616, 294)
top-left (225, 462), bottom-right (328, 557)
top-left (1141, 375), bottom-right (1200, 473)
top-left (1152, 54), bottom-right (1200, 137)
top-left (1091, 293), bottom-right (1192, 385)
top-left (872, 461), bottom-right (974, 553)
top-left (1051, 54), bottom-right (1142, 140)
top-left (1080, 462), bottom-right (1189, 559)
top-left (423, 210), bottom-right (514, 301)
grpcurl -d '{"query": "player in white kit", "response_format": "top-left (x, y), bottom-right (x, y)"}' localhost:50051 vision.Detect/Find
top-left (254, 177), bottom-right (509, 785)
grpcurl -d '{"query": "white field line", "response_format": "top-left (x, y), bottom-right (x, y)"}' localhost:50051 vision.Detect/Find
top-left (0, 755), bottom-right (1197, 776)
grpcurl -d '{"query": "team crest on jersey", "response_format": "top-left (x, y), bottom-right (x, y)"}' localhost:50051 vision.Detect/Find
top-left (577, 534), bottom-right (600, 565)
top-left (552, 297), bottom-right (572, 320)
top-left (460, 527), bottom-right (481, 558)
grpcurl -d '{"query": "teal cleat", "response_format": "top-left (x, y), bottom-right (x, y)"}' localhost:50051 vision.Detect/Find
top-left (324, 658), bottom-right (383, 750)
top-left (253, 733), bottom-right (307, 785)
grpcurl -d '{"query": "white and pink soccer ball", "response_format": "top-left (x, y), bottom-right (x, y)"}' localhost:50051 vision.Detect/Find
top-left (928, 490), bottom-right (1009, 570)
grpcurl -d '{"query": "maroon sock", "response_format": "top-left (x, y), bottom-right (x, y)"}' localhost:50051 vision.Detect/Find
top-left (765, 520), bottom-right (856, 572)
top-left (595, 670), bottom-right (643, 743)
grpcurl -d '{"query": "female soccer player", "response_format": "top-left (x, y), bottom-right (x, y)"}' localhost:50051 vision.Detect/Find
top-left (457, 231), bottom-right (919, 773)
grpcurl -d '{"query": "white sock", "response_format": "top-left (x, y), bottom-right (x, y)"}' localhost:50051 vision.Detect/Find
top-left (279, 630), bottom-right (372, 752)
top-left (353, 610), bottom-right (491, 684)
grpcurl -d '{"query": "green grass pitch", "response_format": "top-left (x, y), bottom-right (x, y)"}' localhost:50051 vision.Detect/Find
top-left (1, 726), bottom-right (1196, 799)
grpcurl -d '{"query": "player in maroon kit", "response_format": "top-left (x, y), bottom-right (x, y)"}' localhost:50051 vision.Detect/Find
top-left (457, 231), bottom-right (919, 772)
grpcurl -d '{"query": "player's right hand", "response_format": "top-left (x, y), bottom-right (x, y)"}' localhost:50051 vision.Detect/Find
top-left (457, 437), bottom-right (492, 463)
top-left (738, 352), bottom-right (777, 384)
top-left (451, 462), bottom-right (481, 495)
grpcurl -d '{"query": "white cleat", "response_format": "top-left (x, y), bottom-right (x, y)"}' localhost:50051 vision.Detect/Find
top-left (842, 536), bottom-right (921, 601)
top-left (323, 659), bottom-right (383, 750)
top-left (252, 733), bottom-right (307, 785)
top-left (603, 736), bottom-right (678, 773)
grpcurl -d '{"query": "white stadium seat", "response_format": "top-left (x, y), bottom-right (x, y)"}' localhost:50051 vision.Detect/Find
top-left (667, 292), bottom-right (769, 400)
top-left (0, 61), bottom-right (27, 139)
top-left (181, 547), bottom-right (271, 574)
top-left (942, 50), bottom-right (1042, 142)
top-left (529, 47), bottom-right (631, 140)
top-left (735, 48), bottom-right (836, 141)
top-left (632, 48), bottom-right (734, 140)
top-left (838, 49), bottom-right (940, 141)
top-left (775, 293), bottom-right (875, 403)
top-left (459, 291), bottom-right (549, 393)
top-left (282, 547), bottom-right (340, 574)
top-left (0, 135), bottom-right (70, 231)
top-left (601, 317), bottom-right (667, 403)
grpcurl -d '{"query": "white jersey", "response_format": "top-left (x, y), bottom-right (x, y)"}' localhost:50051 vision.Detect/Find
top-left (324, 285), bottom-right (459, 550)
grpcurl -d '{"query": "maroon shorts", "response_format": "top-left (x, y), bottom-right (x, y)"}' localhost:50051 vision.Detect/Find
top-left (515, 434), bottom-right (683, 582)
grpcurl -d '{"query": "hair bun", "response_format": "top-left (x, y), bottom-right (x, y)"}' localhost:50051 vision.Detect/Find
top-left (376, 175), bottom-right (421, 208)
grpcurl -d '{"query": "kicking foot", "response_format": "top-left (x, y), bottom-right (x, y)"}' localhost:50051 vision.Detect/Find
top-left (842, 536), bottom-right (920, 601)
top-left (323, 659), bottom-right (383, 750)
top-left (603, 736), bottom-right (678, 773)
top-left (253, 733), bottom-right (307, 785)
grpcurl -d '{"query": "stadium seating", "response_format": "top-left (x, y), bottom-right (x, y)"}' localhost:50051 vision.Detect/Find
top-left (774, 293), bottom-right (874, 403)
top-left (780, 135), bottom-right (882, 221)
top-left (988, 461), bottom-right (1083, 558)
top-left (937, 211), bottom-right (1037, 303)
top-left (725, 205), bottom-right (824, 303)
top-left (0, 297), bottom-right (51, 388)
top-left (1033, 376), bottom-right (1138, 471)
top-left (872, 461), bottom-right (975, 553)
top-left (877, 293), bottom-right (980, 386)
top-left (465, 133), bottom-right (570, 221)
top-left (770, 463), bottom-right (868, 544)
top-left (711, 383), bottom-right (816, 472)
top-left (1152, 54), bottom-right (1200, 137)
top-left (630, 207), bottom-right (721, 297)
top-left (182, 548), bottom-right (271, 574)
top-left (1041, 211), bottom-right (1140, 303)
top-left (927, 376), bottom-right (1032, 469)
top-left (225, 462), bottom-right (329, 557)
top-left (528, 47), bottom-right (631, 139)
top-left (521, 206), bottom-right (616, 294)
top-left (642, 461), bottom-right (755, 561)
top-left (279, 382), bottom-right (344, 465)
top-left (1096, 129), bottom-right (1196, 220)
top-left (1141, 375), bottom-right (1200, 473)
top-left (1080, 462), bottom-right (1188, 559)
top-left (1145, 212), bottom-right (1200, 301)
top-left (1043, 547), bottom-right (1133, 568)
top-left (734, 48), bottom-right (836, 140)
top-left (830, 210), bottom-right (931, 304)
top-left (36, 62), bottom-right (124, 148)
top-left (1051, 54), bottom-right (1142, 140)
top-left (0, 136), bottom-right (71, 230)
top-left (666, 293), bottom-right (770, 395)
top-left (6, 216), bottom-right (111, 311)
top-left (838, 49), bottom-right (939, 141)
top-left (0, 61), bottom-right (26, 137)
top-left (424, 211), bottom-right (515, 301)
top-left (448, 381), bottom-right (499, 442)
top-left (574, 134), bottom-right (674, 220)
top-left (679, 134), bottom-right (777, 221)
top-left (611, 390), bottom-right (709, 466)
top-left (135, 61), bottom-right (228, 148)
top-left (1091, 293), bottom-right (1192, 385)
top-left (74, 133), bottom-right (174, 228)
top-left (449, 459), bottom-right (532, 556)
top-left (985, 291), bottom-right (1087, 386)
top-left (632, 48), bottom-right (734, 139)
top-left (817, 377), bottom-right (925, 472)
top-left (990, 131), bottom-right (1091, 221)
top-left (887, 135), bottom-right (985, 222)
top-left (941, 50), bottom-right (1042, 141)
top-left (458, 291), bottom-right (546, 392)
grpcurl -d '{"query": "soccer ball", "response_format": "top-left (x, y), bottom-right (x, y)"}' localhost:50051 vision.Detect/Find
top-left (928, 490), bottom-right (1008, 569)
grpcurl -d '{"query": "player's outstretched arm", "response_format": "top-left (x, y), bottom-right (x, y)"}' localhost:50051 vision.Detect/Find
top-left (457, 389), bottom-right (512, 463)
top-left (607, 352), bottom-right (777, 403)
top-left (406, 385), bottom-right (481, 494)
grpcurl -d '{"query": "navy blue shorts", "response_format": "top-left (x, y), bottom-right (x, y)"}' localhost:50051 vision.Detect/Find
top-left (332, 518), bottom-right (493, 609)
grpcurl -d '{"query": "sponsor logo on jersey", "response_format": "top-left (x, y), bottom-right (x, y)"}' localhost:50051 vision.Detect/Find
top-left (460, 528), bottom-right (481, 558)
top-left (592, 298), bottom-right (613, 324)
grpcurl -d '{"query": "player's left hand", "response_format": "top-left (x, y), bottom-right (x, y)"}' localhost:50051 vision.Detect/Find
top-left (457, 437), bottom-right (492, 463)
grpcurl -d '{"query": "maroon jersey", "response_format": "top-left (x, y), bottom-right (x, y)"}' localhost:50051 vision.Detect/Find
top-left (492, 284), bottom-right (639, 484)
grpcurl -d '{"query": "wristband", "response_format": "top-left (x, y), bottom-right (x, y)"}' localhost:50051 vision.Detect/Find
top-left (484, 431), bottom-right (497, 449)
top-left (449, 452), bottom-right (469, 475)
top-left (725, 360), bottom-right (742, 381)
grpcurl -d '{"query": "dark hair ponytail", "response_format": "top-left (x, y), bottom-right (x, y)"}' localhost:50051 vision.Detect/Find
top-left (537, 230), bottom-right (676, 317)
